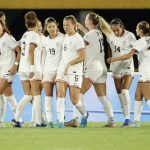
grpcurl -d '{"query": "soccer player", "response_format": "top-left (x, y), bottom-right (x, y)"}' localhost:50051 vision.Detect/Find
top-left (56, 15), bottom-right (88, 128)
top-left (108, 18), bottom-right (136, 127)
top-left (0, 11), bottom-right (21, 127)
top-left (0, 20), bottom-right (21, 126)
top-left (42, 17), bottom-right (64, 128)
top-left (12, 11), bottom-right (43, 127)
top-left (107, 21), bottom-right (150, 127)
top-left (65, 13), bottom-right (115, 127)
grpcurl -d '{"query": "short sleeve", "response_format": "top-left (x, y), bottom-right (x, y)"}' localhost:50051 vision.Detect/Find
top-left (128, 33), bottom-right (136, 47)
top-left (8, 35), bottom-right (18, 49)
top-left (76, 34), bottom-right (85, 51)
top-left (132, 39), bottom-right (147, 53)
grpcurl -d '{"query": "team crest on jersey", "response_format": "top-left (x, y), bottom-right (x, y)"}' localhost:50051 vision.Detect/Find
top-left (122, 41), bottom-right (127, 46)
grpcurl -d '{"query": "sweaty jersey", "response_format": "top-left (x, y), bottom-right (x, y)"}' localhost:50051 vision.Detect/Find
top-left (19, 31), bottom-right (41, 72)
top-left (132, 36), bottom-right (150, 81)
top-left (83, 29), bottom-right (104, 72)
top-left (0, 32), bottom-right (18, 74)
top-left (57, 32), bottom-right (85, 75)
top-left (108, 30), bottom-right (136, 73)
top-left (43, 32), bottom-right (64, 73)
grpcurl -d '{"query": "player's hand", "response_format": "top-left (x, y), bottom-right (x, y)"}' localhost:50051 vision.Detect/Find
top-left (64, 64), bottom-right (70, 75)
top-left (29, 65), bottom-right (35, 78)
top-left (107, 57), bottom-right (114, 64)
top-left (8, 64), bottom-right (18, 75)
top-left (29, 72), bottom-right (34, 79)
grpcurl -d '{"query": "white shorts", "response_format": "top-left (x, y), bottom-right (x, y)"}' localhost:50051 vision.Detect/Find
top-left (111, 60), bottom-right (134, 79)
top-left (0, 72), bottom-right (14, 83)
top-left (84, 69), bottom-right (107, 84)
top-left (42, 72), bottom-right (56, 83)
top-left (19, 72), bottom-right (42, 81)
top-left (56, 73), bottom-right (83, 88)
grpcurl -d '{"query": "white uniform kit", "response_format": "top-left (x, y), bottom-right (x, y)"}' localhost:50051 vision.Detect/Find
top-left (42, 32), bottom-right (64, 83)
top-left (56, 32), bottom-right (85, 88)
top-left (108, 30), bottom-right (136, 78)
top-left (19, 31), bottom-right (42, 80)
top-left (83, 29), bottom-right (106, 83)
top-left (133, 36), bottom-right (150, 82)
top-left (0, 32), bottom-right (18, 82)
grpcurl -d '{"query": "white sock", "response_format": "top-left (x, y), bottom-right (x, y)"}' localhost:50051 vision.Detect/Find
top-left (98, 96), bottom-right (114, 118)
top-left (75, 99), bottom-right (86, 117)
top-left (56, 97), bottom-right (65, 123)
top-left (147, 100), bottom-right (150, 107)
top-left (15, 95), bottom-right (32, 121)
top-left (121, 89), bottom-right (131, 119)
top-left (72, 93), bottom-right (83, 120)
top-left (31, 100), bottom-right (36, 123)
top-left (134, 101), bottom-right (142, 122)
top-left (6, 95), bottom-right (17, 114)
top-left (45, 96), bottom-right (53, 123)
top-left (0, 95), bottom-right (6, 122)
top-left (34, 95), bottom-right (42, 125)
top-left (118, 93), bottom-right (125, 116)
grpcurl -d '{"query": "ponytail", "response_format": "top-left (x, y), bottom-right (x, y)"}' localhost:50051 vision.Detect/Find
top-left (98, 15), bottom-right (111, 38)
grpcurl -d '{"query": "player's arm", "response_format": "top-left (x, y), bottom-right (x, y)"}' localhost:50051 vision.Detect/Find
top-left (64, 48), bottom-right (85, 75)
top-left (9, 45), bottom-right (21, 75)
top-left (107, 49), bottom-right (136, 64)
top-left (77, 22), bottom-right (88, 34)
top-left (108, 45), bottom-right (112, 57)
top-left (29, 43), bottom-right (37, 78)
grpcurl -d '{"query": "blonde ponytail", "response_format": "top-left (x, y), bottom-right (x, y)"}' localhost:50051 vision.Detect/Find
top-left (98, 15), bottom-right (112, 38)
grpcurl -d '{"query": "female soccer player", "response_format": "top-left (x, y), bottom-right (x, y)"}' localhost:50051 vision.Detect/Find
top-left (12, 11), bottom-right (43, 127)
top-left (107, 21), bottom-right (150, 127)
top-left (0, 20), bottom-right (21, 126)
top-left (0, 11), bottom-right (21, 127)
top-left (56, 15), bottom-right (88, 128)
top-left (65, 13), bottom-right (115, 127)
top-left (42, 17), bottom-right (64, 128)
top-left (108, 18), bottom-right (136, 127)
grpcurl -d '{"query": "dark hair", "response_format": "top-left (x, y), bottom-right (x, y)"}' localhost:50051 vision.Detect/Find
top-left (0, 20), bottom-right (10, 35)
top-left (24, 11), bottom-right (38, 29)
top-left (0, 11), bottom-right (5, 18)
top-left (110, 18), bottom-right (124, 29)
top-left (87, 13), bottom-right (111, 38)
top-left (137, 21), bottom-right (150, 35)
top-left (43, 17), bottom-right (58, 36)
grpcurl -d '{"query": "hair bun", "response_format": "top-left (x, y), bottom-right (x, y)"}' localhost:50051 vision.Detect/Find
top-left (25, 11), bottom-right (37, 20)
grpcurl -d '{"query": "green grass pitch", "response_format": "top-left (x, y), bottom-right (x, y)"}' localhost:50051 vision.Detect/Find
top-left (0, 122), bottom-right (150, 150)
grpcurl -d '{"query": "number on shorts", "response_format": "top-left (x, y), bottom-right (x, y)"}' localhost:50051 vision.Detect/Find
top-left (75, 75), bottom-right (79, 82)
top-left (22, 41), bottom-right (26, 56)
top-left (49, 48), bottom-right (55, 55)
top-left (114, 46), bottom-right (120, 52)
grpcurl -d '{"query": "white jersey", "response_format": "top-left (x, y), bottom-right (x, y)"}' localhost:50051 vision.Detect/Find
top-left (108, 30), bottom-right (136, 73)
top-left (43, 32), bottom-right (64, 73)
top-left (0, 32), bottom-right (18, 75)
top-left (57, 32), bottom-right (85, 75)
top-left (132, 36), bottom-right (150, 81)
top-left (83, 29), bottom-right (104, 72)
top-left (19, 31), bottom-right (41, 72)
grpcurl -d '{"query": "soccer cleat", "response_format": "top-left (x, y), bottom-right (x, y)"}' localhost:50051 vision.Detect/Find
top-left (121, 119), bottom-right (131, 127)
top-left (41, 123), bottom-right (47, 127)
top-left (131, 121), bottom-right (140, 128)
top-left (103, 117), bottom-right (116, 128)
top-left (36, 124), bottom-right (42, 128)
top-left (0, 121), bottom-right (6, 128)
top-left (64, 119), bottom-right (78, 127)
top-left (11, 119), bottom-right (21, 128)
top-left (47, 122), bottom-right (54, 128)
top-left (80, 112), bottom-right (89, 128)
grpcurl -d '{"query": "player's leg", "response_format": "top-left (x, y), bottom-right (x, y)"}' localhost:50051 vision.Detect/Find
top-left (121, 75), bottom-right (133, 126)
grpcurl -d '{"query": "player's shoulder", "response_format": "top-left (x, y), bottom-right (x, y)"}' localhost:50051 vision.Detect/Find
top-left (125, 30), bottom-right (135, 37)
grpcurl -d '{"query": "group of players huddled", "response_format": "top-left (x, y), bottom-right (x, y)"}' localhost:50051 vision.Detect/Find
top-left (0, 10), bottom-right (150, 128)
